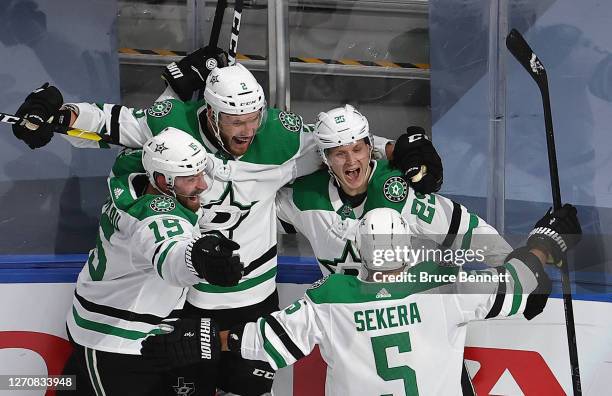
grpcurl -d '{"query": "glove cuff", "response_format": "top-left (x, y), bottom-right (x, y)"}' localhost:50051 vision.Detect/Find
top-left (528, 226), bottom-right (568, 253)
top-left (227, 324), bottom-right (244, 353)
top-left (185, 239), bottom-right (200, 278)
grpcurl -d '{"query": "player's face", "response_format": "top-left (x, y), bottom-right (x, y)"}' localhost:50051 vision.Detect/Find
top-left (218, 110), bottom-right (261, 156)
top-left (327, 139), bottom-right (372, 195)
top-left (173, 172), bottom-right (208, 212)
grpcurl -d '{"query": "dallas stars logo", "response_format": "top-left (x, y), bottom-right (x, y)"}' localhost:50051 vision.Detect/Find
top-left (154, 142), bottom-right (168, 154)
top-left (383, 176), bottom-right (408, 202)
top-left (147, 100), bottom-right (173, 118)
top-left (202, 182), bottom-right (257, 238)
top-left (209, 75), bottom-right (219, 84)
top-left (150, 196), bottom-right (176, 212)
top-left (173, 377), bottom-right (195, 396)
top-left (279, 111), bottom-right (303, 133)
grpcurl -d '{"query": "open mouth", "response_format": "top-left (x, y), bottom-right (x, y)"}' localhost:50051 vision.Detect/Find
top-left (344, 167), bottom-right (361, 184)
top-left (232, 135), bottom-right (253, 147)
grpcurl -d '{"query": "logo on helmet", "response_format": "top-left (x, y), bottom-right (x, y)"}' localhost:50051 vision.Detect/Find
top-left (147, 101), bottom-right (173, 118)
top-left (279, 111), bottom-right (303, 133)
top-left (383, 177), bottom-right (408, 202)
top-left (150, 196), bottom-right (176, 213)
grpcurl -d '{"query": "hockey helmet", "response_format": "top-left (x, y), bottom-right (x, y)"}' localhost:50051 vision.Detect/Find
top-left (314, 104), bottom-right (371, 166)
top-left (142, 127), bottom-right (209, 192)
top-left (355, 208), bottom-right (413, 274)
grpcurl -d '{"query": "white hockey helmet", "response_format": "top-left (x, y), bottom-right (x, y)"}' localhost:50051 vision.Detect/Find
top-left (142, 127), bottom-right (209, 192)
top-left (355, 208), bottom-right (412, 275)
top-left (314, 104), bottom-right (371, 166)
top-left (204, 63), bottom-right (266, 116)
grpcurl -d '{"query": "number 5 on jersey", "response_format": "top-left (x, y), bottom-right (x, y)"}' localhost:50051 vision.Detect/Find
top-left (371, 332), bottom-right (419, 395)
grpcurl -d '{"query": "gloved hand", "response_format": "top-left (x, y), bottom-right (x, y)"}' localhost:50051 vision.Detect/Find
top-left (527, 204), bottom-right (582, 267)
top-left (12, 83), bottom-right (69, 149)
top-left (186, 234), bottom-right (243, 286)
top-left (141, 317), bottom-right (221, 370)
top-left (390, 126), bottom-right (443, 194)
top-left (162, 46), bottom-right (229, 101)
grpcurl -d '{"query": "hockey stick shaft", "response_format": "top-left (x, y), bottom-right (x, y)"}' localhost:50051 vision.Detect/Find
top-left (506, 28), bottom-right (582, 395)
top-left (209, 0), bottom-right (228, 48)
top-left (1, 111), bottom-right (114, 144)
top-left (227, 0), bottom-right (244, 65)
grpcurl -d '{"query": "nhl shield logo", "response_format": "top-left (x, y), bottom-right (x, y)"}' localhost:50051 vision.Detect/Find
top-left (147, 101), bottom-right (173, 118)
top-left (383, 176), bottom-right (408, 202)
top-left (150, 196), bottom-right (176, 212)
top-left (279, 111), bottom-right (303, 132)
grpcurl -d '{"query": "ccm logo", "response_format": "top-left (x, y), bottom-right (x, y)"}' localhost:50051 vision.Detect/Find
top-left (252, 368), bottom-right (275, 379)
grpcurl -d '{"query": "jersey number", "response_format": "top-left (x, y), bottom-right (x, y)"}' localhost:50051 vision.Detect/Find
top-left (148, 219), bottom-right (184, 243)
top-left (411, 193), bottom-right (435, 224)
top-left (371, 332), bottom-right (419, 396)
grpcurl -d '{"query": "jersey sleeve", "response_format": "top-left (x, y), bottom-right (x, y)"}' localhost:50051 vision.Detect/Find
top-left (64, 102), bottom-right (154, 148)
top-left (275, 186), bottom-right (305, 235)
top-left (371, 134), bottom-right (393, 159)
top-left (403, 191), bottom-right (512, 266)
top-left (453, 248), bottom-right (551, 324)
top-left (132, 215), bottom-right (203, 287)
top-left (240, 296), bottom-right (324, 370)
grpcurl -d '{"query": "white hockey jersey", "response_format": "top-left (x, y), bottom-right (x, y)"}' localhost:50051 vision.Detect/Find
top-left (276, 160), bottom-right (512, 275)
top-left (240, 256), bottom-right (549, 395)
top-left (67, 162), bottom-right (205, 355)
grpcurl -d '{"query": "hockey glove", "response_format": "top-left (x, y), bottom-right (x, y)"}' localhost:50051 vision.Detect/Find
top-left (186, 234), bottom-right (243, 286)
top-left (226, 323), bottom-right (246, 354)
top-left (391, 126), bottom-right (443, 194)
top-left (527, 204), bottom-right (582, 267)
top-left (12, 83), bottom-right (70, 149)
top-left (141, 318), bottom-right (221, 370)
top-left (162, 46), bottom-right (229, 101)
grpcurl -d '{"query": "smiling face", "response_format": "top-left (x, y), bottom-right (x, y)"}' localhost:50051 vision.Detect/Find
top-left (208, 108), bottom-right (261, 156)
top-left (156, 172), bottom-right (208, 212)
top-left (326, 139), bottom-right (372, 196)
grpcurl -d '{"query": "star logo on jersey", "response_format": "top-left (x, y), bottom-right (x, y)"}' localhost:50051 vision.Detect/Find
top-left (209, 75), bottom-right (219, 84)
top-left (376, 288), bottom-right (392, 299)
top-left (279, 111), bottom-right (303, 133)
top-left (383, 176), bottom-right (408, 202)
top-left (154, 142), bottom-right (169, 154)
top-left (172, 377), bottom-right (195, 396)
top-left (202, 182), bottom-right (257, 238)
top-left (147, 100), bottom-right (173, 118)
top-left (150, 196), bottom-right (176, 212)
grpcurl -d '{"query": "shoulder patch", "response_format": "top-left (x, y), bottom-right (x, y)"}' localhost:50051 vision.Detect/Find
top-left (147, 101), bottom-right (173, 118)
top-left (308, 275), bottom-right (330, 290)
top-left (383, 176), bottom-right (408, 202)
top-left (150, 196), bottom-right (176, 212)
top-left (279, 111), bottom-right (303, 133)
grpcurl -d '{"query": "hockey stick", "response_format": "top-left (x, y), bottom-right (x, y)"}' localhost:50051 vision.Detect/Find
top-left (0, 111), bottom-right (115, 145)
top-left (506, 28), bottom-right (582, 395)
top-left (227, 0), bottom-right (244, 65)
top-left (196, 0), bottom-right (228, 100)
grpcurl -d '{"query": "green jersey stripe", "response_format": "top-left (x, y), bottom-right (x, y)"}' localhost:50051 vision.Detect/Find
top-left (193, 267), bottom-right (277, 293)
top-left (461, 213), bottom-right (479, 249)
top-left (156, 240), bottom-right (178, 278)
top-left (505, 263), bottom-right (523, 316)
top-left (260, 318), bottom-right (287, 368)
top-left (72, 307), bottom-right (164, 340)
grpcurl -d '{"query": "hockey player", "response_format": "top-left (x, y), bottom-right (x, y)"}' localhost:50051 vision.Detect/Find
top-left (58, 128), bottom-right (237, 396)
top-left (141, 205), bottom-right (581, 395)
top-left (12, 62), bottom-right (442, 394)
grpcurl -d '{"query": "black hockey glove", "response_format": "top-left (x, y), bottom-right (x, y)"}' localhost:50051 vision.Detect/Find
top-left (527, 204), bottom-right (582, 267)
top-left (186, 234), bottom-right (243, 286)
top-left (162, 46), bottom-right (229, 101)
top-left (141, 318), bottom-right (221, 370)
top-left (12, 83), bottom-right (70, 149)
top-left (390, 126), bottom-right (443, 194)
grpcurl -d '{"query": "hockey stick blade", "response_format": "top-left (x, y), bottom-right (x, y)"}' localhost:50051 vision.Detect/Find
top-left (1, 111), bottom-right (114, 144)
top-left (228, 0), bottom-right (244, 65)
top-left (506, 29), bottom-right (548, 92)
